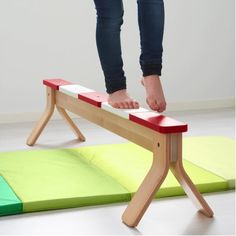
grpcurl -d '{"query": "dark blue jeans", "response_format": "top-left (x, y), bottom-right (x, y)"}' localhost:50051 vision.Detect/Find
top-left (93, 0), bottom-right (165, 94)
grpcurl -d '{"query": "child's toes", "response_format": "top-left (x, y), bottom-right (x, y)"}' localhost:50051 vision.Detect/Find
top-left (128, 102), bottom-right (133, 109)
top-left (124, 102), bottom-right (131, 109)
top-left (146, 98), bottom-right (159, 111)
top-left (133, 101), bottom-right (139, 109)
top-left (119, 102), bottom-right (127, 109)
top-left (158, 101), bottom-right (166, 113)
top-left (112, 102), bottom-right (120, 108)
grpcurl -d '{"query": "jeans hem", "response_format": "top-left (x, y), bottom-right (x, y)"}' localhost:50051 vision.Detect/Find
top-left (141, 63), bottom-right (162, 77)
top-left (106, 83), bottom-right (127, 94)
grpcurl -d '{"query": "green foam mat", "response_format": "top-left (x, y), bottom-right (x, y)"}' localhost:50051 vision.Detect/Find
top-left (0, 136), bottom-right (234, 216)
top-left (75, 141), bottom-right (230, 197)
top-left (0, 149), bottom-right (130, 213)
top-left (0, 176), bottom-right (23, 216)
top-left (183, 136), bottom-right (235, 188)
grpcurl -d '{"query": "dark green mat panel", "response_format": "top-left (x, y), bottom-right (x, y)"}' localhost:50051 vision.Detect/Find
top-left (0, 136), bottom-right (234, 217)
top-left (0, 176), bottom-right (23, 216)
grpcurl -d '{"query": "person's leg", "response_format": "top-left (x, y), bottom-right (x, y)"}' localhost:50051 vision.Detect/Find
top-left (137, 0), bottom-right (166, 112)
top-left (93, 0), bottom-right (139, 109)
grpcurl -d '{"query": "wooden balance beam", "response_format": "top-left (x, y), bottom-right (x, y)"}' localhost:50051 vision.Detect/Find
top-left (26, 78), bottom-right (214, 227)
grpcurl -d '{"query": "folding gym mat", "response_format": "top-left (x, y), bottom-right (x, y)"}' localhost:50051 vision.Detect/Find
top-left (0, 136), bottom-right (234, 217)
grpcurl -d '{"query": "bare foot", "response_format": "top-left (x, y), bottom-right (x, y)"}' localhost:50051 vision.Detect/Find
top-left (141, 75), bottom-right (166, 112)
top-left (108, 89), bottom-right (140, 109)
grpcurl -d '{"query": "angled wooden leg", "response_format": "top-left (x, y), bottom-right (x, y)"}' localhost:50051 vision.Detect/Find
top-left (26, 87), bottom-right (55, 146)
top-left (170, 133), bottom-right (214, 217)
top-left (56, 105), bottom-right (86, 141)
top-left (122, 135), bottom-right (170, 227)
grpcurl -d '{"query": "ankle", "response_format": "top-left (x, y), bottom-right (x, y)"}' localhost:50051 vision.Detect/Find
top-left (143, 74), bottom-right (159, 80)
top-left (109, 89), bottom-right (127, 95)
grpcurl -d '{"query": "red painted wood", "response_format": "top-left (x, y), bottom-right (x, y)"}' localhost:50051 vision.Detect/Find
top-left (43, 79), bottom-right (72, 90)
top-left (129, 112), bottom-right (188, 133)
top-left (78, 92), bottom-right (108, 107)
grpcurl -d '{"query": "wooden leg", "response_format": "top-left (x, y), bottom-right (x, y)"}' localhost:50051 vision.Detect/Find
top-left (26, 87), bottom-right (55, 146)
top-left (122, 136), bottom-right (170, 227)
top-left (170, 133), bottom-right (214, 217)
top-left (56, 105), bottom-right (86, 141)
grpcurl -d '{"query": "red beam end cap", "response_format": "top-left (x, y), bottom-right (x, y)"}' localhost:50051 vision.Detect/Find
top-left (43, 78), bottom-right (72, 90)
top-left (130, 112), bottom-right (188, 133)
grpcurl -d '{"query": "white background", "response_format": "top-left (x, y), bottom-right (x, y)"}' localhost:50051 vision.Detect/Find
top-left (0, 0), bottom-right (234, 122)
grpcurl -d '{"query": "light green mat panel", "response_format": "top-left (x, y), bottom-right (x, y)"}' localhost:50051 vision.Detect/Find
top-left (183, 136), bottom-right (235, 188)
top-left (75, 137), bottom-right (233, 197)
top-left (0, 136), bottom-right (234, 216)
top-left (0, 149), bottom-right (130, 213)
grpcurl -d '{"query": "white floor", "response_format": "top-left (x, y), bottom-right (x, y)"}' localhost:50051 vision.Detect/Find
top-left (0, 108), bottom-right (235, 235)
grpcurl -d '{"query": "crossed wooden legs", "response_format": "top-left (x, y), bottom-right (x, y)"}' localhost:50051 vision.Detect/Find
top-left (122, 133), bottom-right (213, 227)
top-left (169, 134), bottom-right (213, 218)
top-left (26, 87), bottom-right (213, 227)
top-left (26, 87), bottom-right (85, 146)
